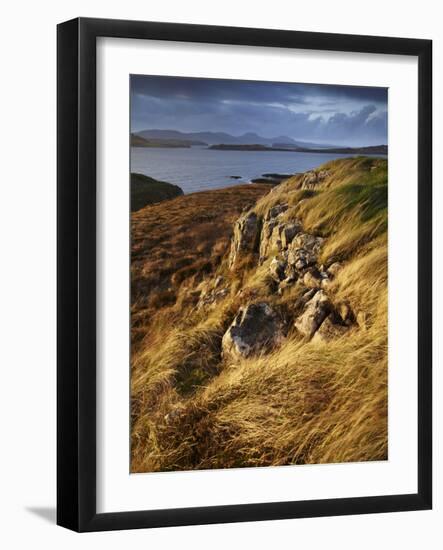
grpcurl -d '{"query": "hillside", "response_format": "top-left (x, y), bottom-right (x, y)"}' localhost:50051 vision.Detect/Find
top-left (131, 173), bottom-right (184, 211)
top-left (130, 133), bottom-right (201, 148)
top-left (135, 128), bottom-right (334, 148)
top-left (131, 157), bottom-right (388, 472)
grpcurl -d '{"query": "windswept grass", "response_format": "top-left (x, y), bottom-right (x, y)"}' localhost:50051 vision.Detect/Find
top-left (131, 157), bottom-right (388, 473)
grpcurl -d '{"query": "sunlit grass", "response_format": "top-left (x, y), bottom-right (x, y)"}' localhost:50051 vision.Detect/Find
top-left (130, 157), bottom-right (388, 472)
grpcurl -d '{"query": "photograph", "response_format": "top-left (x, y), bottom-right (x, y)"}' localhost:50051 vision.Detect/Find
top-left (129, 75), bottom-right (389, 473)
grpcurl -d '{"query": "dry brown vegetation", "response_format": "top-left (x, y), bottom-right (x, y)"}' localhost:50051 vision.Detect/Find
top-left (130, 157), bottom-right (388, 473)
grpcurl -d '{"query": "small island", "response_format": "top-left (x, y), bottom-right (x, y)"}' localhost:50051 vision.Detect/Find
top-left (131, 173), bottom-right (183, 211)
top-left (209, 143), bottom-right (388, 155)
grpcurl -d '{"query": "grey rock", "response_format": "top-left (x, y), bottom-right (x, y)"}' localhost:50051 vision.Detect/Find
top-left (287, 233), bottom-right (324, 272)
top-left (222, 302), bottom-right (286, 361)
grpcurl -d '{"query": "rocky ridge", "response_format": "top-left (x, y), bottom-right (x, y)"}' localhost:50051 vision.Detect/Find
top-left (195, 170), bottom-right (363, 361)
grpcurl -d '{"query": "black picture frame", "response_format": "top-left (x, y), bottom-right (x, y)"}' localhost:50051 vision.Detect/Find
top-left (57, 17), bottom-right (432, 532)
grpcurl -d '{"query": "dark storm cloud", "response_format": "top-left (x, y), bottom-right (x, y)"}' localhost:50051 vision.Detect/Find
top-left (130, 75), bottom-right (388, 146)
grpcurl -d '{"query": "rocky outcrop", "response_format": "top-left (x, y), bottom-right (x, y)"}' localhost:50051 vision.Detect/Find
top-left (228, 211), bottom-right (261, 269)
top-left (259, 203), bottom-right (298, 262)
top-left (286, 233), bottom-right (324, 271)
top-left (224, 182), bottom-right (358, 352)
top-left (222, 302), bottom-right (286, 361)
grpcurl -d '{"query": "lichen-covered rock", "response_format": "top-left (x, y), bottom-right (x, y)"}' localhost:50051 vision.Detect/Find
top-left (229, 211), bottom-right (260, 269)
top-left (259, 203), bottom-right (302, 262)
top-left (222, 302), bottom-right (286, 361)
top-left (287, 233), bottom-right (324, 271)
top-left (311, 314), bottom-right (349, 343)
top-left (294, 290), bottom-right (331, 339)
top-left (259, 220), bottom-right (302, 262)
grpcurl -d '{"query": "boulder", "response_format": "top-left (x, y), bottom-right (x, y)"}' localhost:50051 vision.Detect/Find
top-left (229, 211), bottom-right (260, 269)
top-left (294, 290), bottom-right (331, 339)
top-left (311, 314), bottom-right (349, 343)
top-left (222, 302), bottom-right (286, 361)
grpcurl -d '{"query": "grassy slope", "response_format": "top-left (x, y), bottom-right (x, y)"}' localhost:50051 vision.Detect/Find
top-left (131, 173), bottom-right (184, 212)
top-left (131, 157), bottom-right (388, 472)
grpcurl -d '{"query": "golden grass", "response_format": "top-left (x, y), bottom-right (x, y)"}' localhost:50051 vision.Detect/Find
top-left (130, 157), bottom-right (388, 472)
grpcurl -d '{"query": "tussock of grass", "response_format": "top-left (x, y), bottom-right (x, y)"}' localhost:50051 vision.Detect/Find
top-left (131, 157), bottom-right (388, 472)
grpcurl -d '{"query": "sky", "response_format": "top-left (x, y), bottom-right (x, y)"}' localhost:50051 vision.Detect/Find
top-left (131, 75), bottom-right (388, 147)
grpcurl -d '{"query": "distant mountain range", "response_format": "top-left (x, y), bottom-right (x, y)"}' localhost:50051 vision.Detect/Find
top-left (134, 129), bottom-right (335, 149)
top-left (209, 144), bottom-right (388, 155)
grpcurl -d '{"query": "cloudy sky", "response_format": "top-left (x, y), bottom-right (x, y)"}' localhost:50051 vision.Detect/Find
top-left (131, 75), bottom-right (387, 146)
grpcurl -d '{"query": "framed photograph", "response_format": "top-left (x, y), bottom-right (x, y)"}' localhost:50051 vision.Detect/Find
top-left (57, 17), bottom-right (432, 532)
